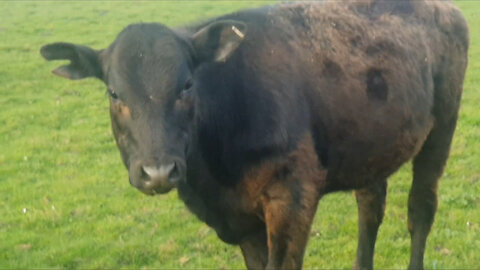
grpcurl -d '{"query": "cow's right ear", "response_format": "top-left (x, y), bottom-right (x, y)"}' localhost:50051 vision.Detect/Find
top-left (191, 20), bottom-right (247, 63)
top-left (40, 42), bottom-right (103, 80)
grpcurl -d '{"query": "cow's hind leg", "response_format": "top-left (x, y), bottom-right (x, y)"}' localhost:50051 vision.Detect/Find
top-left (240, 229), bottom-right (268, 270)
top-left (408, 119), bottom-right (457, 270)
top-left (353, 179), bottom-right (387, 270)
top-left (408, 49), bottom-right (465, 268)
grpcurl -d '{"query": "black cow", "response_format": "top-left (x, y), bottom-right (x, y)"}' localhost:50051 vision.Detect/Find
top-left (40, 0), bottom-right (468, 269)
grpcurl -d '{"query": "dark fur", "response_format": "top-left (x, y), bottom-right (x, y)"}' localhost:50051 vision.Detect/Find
top-left (41, 1), bottom-right (468, 269)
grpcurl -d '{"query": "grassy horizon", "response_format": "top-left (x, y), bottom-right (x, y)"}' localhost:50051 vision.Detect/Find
top-left (1, 1), bottom-right (479, 269)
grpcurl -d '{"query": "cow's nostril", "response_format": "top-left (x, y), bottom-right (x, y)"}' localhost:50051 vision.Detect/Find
top-left (140, 166), bottom-right (150, 181)
top-left (168, 162), bottom-right (180, 183)
top-left (141, 163), bottom-right (175, 181)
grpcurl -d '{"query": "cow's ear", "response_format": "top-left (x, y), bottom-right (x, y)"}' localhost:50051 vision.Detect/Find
top-left (40, 42), bottom-right (103, 80)
top-left (191, 20), bottom-right (247, 63)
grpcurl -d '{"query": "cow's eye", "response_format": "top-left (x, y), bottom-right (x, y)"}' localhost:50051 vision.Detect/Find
top-left (183, 78), bottom-right (193, 91)
top-left (107, 88), bottom-right (118, 99)
top-left (180, 79), bottom-right (193, 99)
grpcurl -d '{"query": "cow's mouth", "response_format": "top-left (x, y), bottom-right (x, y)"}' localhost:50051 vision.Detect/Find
top-left (130, 176), bottom-right (177, 195)
top-left (141, 184), bottom-right (175, 196)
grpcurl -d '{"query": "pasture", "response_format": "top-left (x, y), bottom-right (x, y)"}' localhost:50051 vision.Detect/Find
top-left (1, 1), bottom-right (479, 269)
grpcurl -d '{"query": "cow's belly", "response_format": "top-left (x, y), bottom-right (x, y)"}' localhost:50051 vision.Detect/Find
top-left (322, 107), bottom-right (435, 191)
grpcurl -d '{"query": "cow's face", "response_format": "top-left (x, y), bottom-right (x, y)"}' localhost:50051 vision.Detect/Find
top-left (40, 21), bottom-right (246, 195)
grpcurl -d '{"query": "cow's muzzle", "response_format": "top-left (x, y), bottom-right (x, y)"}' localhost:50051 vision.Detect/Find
top-left (129, 159), bottom-right (184, 195)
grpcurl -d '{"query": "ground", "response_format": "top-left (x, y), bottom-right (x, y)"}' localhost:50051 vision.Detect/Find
top-left (0, 1), bottom-right (478, 269)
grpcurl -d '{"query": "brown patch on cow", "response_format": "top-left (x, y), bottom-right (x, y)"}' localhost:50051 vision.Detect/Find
top-left (235, 133), bottom-right (327, 214)
top-left (110, 100), bottom-right (132, 120)
top-left (119, 104), bottom-right (131, 118)
top-left (232, 133), bottom-right (327, 269)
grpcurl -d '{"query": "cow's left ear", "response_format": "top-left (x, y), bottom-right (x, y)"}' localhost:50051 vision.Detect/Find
top-left (191, 20), bottom-right (247, 63)
top-left (40, 42), bottom-right (103, 80)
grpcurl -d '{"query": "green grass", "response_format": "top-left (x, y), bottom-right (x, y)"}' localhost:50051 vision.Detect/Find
top-left (0, 1), bottom-right (479, 269)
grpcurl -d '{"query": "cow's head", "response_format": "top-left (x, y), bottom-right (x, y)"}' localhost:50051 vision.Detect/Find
top-left (40, 21), bottom-right (246, 195)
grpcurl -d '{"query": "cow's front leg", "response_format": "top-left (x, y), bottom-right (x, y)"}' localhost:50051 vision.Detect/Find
top-left (242, 133), bottom-right (325, 270)
top-left (240, 229), bottom-right (268, 270)
top-left (261, 178), bottom-right (322, 270)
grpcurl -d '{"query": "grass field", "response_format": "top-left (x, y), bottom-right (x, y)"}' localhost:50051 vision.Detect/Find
top-left (1, 1), bottom-right (479, 269)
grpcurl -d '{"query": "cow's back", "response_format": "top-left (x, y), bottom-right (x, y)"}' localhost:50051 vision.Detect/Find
top-left (281, 1), bottom-right (468, 190)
